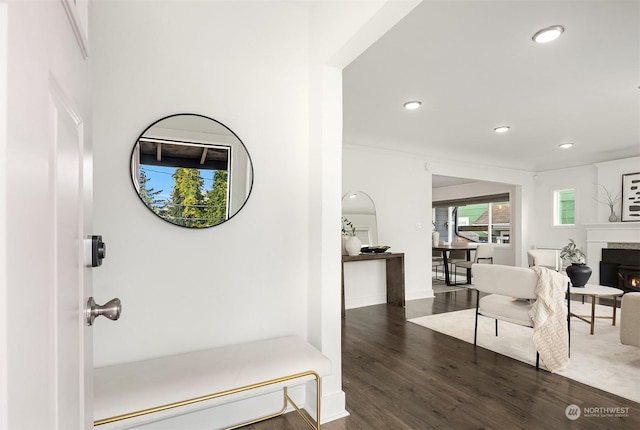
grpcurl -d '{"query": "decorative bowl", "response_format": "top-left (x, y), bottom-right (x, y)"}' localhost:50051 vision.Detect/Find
top-left (360, 245), bottom-right (390, 254)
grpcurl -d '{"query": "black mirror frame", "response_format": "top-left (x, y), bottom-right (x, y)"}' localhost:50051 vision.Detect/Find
top-left (130, 113), bottom-right (254, 229)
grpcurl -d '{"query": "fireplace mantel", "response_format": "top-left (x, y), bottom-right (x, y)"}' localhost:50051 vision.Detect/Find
top-left (585, 223), bottom-right (640, 284)
top-left (584, 222), bottom-right (640, 229)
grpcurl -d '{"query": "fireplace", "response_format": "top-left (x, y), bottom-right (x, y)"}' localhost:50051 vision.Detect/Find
top-left (600, 248), bottom-right (640, 293)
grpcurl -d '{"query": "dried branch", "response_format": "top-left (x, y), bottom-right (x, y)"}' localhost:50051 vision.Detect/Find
top-left (596, 184), bottom-right (621, 208)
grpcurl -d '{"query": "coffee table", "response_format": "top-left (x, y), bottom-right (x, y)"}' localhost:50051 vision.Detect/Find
top-left (568, 284), bottom-right (624, 335)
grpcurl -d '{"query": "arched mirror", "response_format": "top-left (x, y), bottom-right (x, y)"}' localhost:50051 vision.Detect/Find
top-left (130, 113), bottom-right (254, 228)
top-left (342, 191), bottom-right (378, 246)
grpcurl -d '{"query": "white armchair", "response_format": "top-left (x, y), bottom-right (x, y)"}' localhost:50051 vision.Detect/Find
top-left (471, 263), bottom-right (569, 371)
top-left (620, 292), bottom-right (640, 347)
top-left (527, 248), bottom-right (562, 271)
top-left (472, 263), bottom-right (539, 367)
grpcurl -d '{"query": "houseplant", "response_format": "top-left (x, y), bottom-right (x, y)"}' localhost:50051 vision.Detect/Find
top-left (560, 239), bottom-right (591, 287)
top-left (342, 217), bottom-right (361, 256)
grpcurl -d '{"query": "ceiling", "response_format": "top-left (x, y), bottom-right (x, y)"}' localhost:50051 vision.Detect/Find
top-left (343, 0), bottom-right (640, 175)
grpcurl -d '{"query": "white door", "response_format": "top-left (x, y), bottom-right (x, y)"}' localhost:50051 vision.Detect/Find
top-left (0, 1), bottom-right (94, 429)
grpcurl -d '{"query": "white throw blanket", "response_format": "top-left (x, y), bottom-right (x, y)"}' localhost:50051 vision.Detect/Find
top-left (529, 267), bottom-right (570, 372)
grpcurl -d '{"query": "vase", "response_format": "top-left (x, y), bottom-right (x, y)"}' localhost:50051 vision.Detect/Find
top-left (566, 263), bottom-right (592, 287)
top-left (432, 231), bottom-right (440, 247)
top-left (608, 206), bottom-right (618, 222)
top-left (341, 236), bottom-right (347, 255)
top-left (344, 236), bottom-right (362, 256)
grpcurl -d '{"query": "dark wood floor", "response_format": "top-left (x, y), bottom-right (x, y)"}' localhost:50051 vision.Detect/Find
top-left (248, 290), bottom-right (639, 429)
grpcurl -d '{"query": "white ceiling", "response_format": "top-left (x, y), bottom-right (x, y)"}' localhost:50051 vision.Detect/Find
top-left (343, 0), bottom-right (640, 174)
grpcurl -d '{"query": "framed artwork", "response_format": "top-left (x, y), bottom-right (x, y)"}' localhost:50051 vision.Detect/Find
top-left (621, 172), bottom-right (640, 222)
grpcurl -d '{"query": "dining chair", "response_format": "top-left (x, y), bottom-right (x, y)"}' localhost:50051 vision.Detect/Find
top-left (454, 243), bottom-right (494, 274)
top-left (432, 256), bottom-right (446, 281)
top-left (447, 250), bottom-right (468, 283)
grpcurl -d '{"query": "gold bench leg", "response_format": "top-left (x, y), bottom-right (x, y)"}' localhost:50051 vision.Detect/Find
top-left (224, 389), bottom-right (288, 430)
top-left (227, 376), bottom-right (321, 430)
top-left (95, 371), bottom-right (322, 430)
top-left (284, 376), bottom-right (321, 430)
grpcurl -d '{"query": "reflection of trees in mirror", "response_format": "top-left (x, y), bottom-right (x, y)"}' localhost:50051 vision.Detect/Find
top-left (139, 166), bottom-right (228, 228)
top-left (138, 170), bottom-right (167, 216)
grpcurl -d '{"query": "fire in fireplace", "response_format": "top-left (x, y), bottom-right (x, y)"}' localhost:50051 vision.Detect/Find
top-left (600, 248), bottom-right (640, 293)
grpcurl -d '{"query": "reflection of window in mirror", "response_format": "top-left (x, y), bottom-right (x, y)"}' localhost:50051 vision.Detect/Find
top-left (354, 227), bottom-right (372, 247)
top-left (130, 114), bottom-right (253, 229)
top-left (554, 189), bottom-right (575, 226)
top-left (132, 139), bottom-right (230, 228)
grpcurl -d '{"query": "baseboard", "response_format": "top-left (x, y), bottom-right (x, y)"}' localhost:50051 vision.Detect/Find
top-left (406, 289), bottom-right (433, 300)
top-left (319, 389), bottom-right (349, 424)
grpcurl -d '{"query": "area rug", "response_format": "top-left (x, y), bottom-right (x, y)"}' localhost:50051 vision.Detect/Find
top-left (408, 302), bottom-right (640, 404)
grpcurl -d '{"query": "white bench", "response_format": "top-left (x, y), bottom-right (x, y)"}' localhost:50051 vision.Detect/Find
top-left (94, 336), bottom-right (331, 429)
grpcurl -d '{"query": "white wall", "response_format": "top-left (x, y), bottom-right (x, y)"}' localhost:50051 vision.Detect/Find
top-left (305, 0), bottom-right (420, 417)
top-left (92, 0), bottom-right (311, 366)
top-left (344, 150), bottom-right (639, 295)
top-left (531, 157), bottom-right (640, 258)
top-left (532, 157), bottom-right (640, 283)
top-left (594, 157), bottom-right (640, 222)
top-left (91, 3), bottom-right (319, 427)
top-left (343, 144), bottom-right (536, 304)
top-left (531, 165), bottom-right (597, 253)
top-left (91, 0), bottom-right (419, 426)
top-left (343, 145), bottom-right (433, 305)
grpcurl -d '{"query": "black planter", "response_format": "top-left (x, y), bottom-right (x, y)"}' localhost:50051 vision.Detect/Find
top-left (566, 263), bottom-right (592, 287)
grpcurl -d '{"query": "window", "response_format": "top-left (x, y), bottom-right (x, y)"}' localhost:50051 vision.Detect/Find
top-left (554, 189), bottom-right (575, 226)
top-left (432, 193), bottom-right (511, 244)
top-left (455, 202), bottom-right (510, 243)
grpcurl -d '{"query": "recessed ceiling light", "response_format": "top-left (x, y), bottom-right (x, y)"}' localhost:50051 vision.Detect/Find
top-left (403, 101), bottom-right (422, 110)
top-left (532, 25), bottom-right (564, 43)
top-left (559, 142), bottom-right (574, 149)
top-left (493, 126), bottom-right (510, 133)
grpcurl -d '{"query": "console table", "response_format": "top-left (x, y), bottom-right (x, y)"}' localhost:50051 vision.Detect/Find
top-left (341, 252), bottom-right (405, 317)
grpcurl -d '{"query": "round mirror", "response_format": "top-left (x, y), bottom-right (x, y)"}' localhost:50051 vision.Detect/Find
top-left (342, 191), bottom-right (378, 246)
top-left (130, 113), bottom-right (254, 228)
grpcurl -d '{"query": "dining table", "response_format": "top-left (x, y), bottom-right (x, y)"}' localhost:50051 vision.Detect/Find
top-left (432, 242), bottom-right (478, 286)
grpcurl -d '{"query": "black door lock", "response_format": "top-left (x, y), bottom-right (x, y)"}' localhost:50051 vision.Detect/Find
top-left (90, 235), bottom-right (107, 267)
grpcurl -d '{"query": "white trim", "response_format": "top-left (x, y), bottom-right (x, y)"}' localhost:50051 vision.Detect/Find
top-left (60, 0), bottom-right (88, 59)
top-left (553, 188), bottom-right (575, 226)
top-left (0, 2), bottom-right (8, 427)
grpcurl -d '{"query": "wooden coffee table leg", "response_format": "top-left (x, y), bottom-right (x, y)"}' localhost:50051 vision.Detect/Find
top-left (590, 296), bottom-right (596, 335)
top-left (612, 296), bottom-right (617, 326)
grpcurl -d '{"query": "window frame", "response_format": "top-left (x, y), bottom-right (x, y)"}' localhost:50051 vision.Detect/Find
top-left (553, 188), bottom-right (576, 226)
